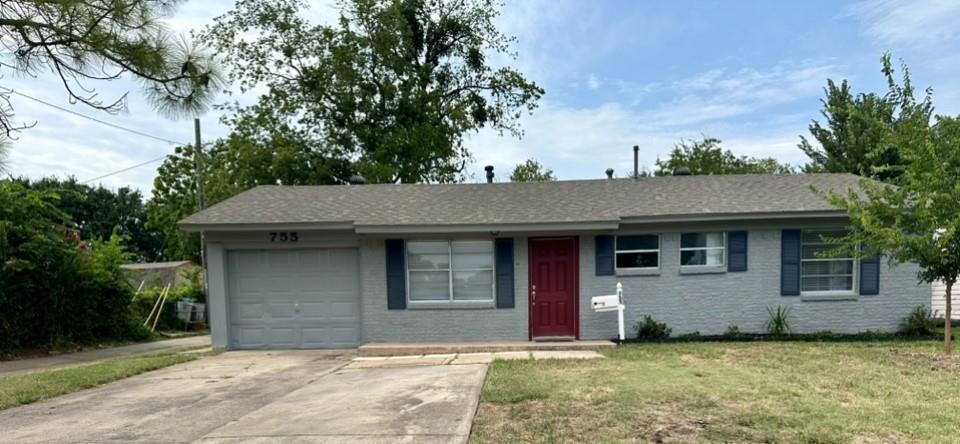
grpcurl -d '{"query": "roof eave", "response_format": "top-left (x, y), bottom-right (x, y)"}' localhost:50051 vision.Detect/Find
top-left (618, 210), bottom-right (848, 224)
top-left (178, 221), bottom-right (355, 233)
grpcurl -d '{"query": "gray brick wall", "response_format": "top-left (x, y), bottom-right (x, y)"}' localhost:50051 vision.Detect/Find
top-left (359, 237), bottom-right (530, 342)
top-left (580, 229), bottom-right (930, 339)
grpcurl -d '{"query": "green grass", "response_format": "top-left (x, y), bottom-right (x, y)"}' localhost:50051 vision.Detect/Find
top-left (0, 348), bottom-right (205, 410)
top-left (471, 341), bottom-right (960, 443)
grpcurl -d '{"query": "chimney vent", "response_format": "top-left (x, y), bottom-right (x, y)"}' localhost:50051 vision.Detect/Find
top-left (348, 174), bottom-right (367, 185)
top-left (632, 145), bottom-right (639, 179)
top-left (605, 168), bottom-right (614, 179)
top-left (484, 165), bottom-right (495, 183)
top-left (672, 167), bottom-right (692, 176)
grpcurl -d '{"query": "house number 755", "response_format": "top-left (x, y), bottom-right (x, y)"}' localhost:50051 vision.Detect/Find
top-left (269, 232), bottom-right (299, 242)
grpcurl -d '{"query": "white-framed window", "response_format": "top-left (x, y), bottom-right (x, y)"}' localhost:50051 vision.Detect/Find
top-left (615, 234), bottom-right (660, 270)
top-left (680, 232), bottom-right (725, 267)
top-left (406, 240), bottom-right (494, 303)
top-left (800, 229), bottom-right (855, 294)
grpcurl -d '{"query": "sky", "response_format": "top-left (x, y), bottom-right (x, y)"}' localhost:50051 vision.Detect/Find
top-left (4, 0), bottom-right (960, 194)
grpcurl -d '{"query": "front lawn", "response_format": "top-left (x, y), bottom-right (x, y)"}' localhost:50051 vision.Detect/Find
top-left (0, 348), bottom-right (206, 410)
top-left (471, 341), bottom-right (960, 443)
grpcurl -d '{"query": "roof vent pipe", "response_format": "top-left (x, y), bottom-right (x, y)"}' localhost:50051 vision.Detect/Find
top-left (484, 165), bottom-right (495, 183)
top-left (673, 167), bottom-right (692, 176)
top-left (605, 168), bottom-right (614, 179)
top-left (348, 174), bottom-right (367, 185)
top-left (632, 145), bottom-right (639, 179)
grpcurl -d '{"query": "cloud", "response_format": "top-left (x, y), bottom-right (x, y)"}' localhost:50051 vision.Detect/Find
top-left (848, 0), bottom-right (960, 48)
top-left (587, 74), bottom-right (601, 90)
top-left (630, 61), bottom-right (843, 128)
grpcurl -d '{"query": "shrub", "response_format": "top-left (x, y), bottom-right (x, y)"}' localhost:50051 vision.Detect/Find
top-left (900, 305), bottom-right (936, 336)
top-left (677, 331), bottom-right (702, 341)
top-left (765, 305), bottom-right (792, 336)
top-left (0, 182), bottom-right (145, 351)
top-left (723, 325), bottom-right (749, 340)
top-left (635, 315), bottom-right (672, 340)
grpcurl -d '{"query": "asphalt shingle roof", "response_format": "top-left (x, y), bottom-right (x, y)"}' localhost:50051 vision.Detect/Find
top-left (178, 173), bottom-right (861, 229)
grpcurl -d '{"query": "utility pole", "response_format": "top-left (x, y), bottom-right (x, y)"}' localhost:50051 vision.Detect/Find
top-left (194, 118), bottom-right (208, 301)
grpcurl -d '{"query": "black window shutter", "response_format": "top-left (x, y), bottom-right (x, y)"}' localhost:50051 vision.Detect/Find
top-left (860, 255), bottom-right (880, 295)
top-left (495, 238), bottom-right (515, 308)
top-left (385, 239), bottom-right (406, 309)
top-left (781, 230), bottom-right (801, 296)
top-left (595, 235), bottom-right (615, 276)
top-left (727, 231), bottom-right (748, 272)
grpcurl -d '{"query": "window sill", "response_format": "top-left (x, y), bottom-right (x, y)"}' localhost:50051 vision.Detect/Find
top-left (679, 265), bottom-right (726, 275)
top-left (616, 268), bottom-right (661, 277)
top-left (406, 301), bottom-right (496, 310)
top-left (801, 293), bottom-right (859, 302)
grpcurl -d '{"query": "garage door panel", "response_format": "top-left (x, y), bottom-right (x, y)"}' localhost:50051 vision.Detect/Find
top-left (227, 248), bottom-right (360, 349)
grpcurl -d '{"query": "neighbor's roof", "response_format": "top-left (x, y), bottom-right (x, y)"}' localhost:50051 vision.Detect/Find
top-left (120, 261), bottom-right (195, 270)
top-left (178, 173), bottom-right (861, 233)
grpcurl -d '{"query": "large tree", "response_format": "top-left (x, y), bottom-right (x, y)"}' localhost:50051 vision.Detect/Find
top-left (799, 54), bottom-right (932, 179)
top-left (0, 0), bottom-right (221, 135)
top-left (509, 158), bottom-right (555, 182)
top-left (200, 0), bottom-right (543, 184)
top-left (654, 137), bottom-right (794, 176)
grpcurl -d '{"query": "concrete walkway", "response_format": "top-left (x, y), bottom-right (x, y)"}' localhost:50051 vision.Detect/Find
top-left (347, 350), bottom-right (604, 369)
top-left (0, 335), bottom-right (210, 376)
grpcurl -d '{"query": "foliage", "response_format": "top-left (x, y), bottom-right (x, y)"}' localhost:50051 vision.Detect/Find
top-left (0, 0), bottom-right (222, 136)
top-left (820, 99), bottom-right (960, 354)
top-left (0, 181), bottom-right (143, 351)
top-left (199, 0), bottom-right (543, 184)
top-left (722, 325), bottom-right (749, 340)
top-left (765, 305), bottom-right (792, 336)
top-left (654, 137), bottom-right (794, 176)
top-left (900, 305), bottom-right (936, 337)
top-left (634, 315), bottom-right (672, 340)
top-left (16, 177), bottom-right (163, 262)
top-left (800, 54), bottom-right (932, 179)
top-left (509, 158), bottom-right (556, 182)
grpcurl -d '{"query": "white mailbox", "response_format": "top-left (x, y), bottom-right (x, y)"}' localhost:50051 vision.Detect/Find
top-left (591, 282), bottom-right (627, 341)
top-left (591, 294), bottom-right (620, 312)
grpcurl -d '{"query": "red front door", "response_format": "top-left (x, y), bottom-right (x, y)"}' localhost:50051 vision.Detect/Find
top-left (529, 237), bottom-right (579, 339)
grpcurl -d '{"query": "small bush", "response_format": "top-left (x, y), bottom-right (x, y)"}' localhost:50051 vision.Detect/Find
top-left (766, 305), bottom-right (792, 336)
top-left (723, 325), bottom-right (749, 340)
top-left (635, 315), bottom-right (672, 340)
top-left (900, 305), bottom-right (936, 336)
top-left (677, 331), bottom-right (702, 341)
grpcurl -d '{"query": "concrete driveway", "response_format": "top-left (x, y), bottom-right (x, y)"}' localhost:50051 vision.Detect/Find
top-left (0, 351), bottom-right (488, 443)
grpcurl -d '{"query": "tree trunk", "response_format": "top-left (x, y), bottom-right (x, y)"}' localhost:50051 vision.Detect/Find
top-left (946, 280), bottom-right (953, 355)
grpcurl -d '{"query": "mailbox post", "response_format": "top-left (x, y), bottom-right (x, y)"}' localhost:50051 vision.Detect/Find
top-left (591, 282), bottom-right (626, 341)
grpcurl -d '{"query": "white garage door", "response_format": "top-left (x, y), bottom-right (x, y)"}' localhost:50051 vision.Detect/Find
top-left (227, 248), bottom-right (360, 349)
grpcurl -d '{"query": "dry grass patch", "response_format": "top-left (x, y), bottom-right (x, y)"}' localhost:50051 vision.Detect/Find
top-left (471, 341), bottom-right (960, 443)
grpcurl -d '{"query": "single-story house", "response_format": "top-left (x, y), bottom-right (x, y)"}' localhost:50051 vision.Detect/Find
top-left (178, 173), bottom-right (930, 350)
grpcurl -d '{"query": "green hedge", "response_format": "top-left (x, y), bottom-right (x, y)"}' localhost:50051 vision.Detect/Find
top-left (0, 182), bottom-right (150, 351)
top-left (132, 281), bottom-right (205, 332)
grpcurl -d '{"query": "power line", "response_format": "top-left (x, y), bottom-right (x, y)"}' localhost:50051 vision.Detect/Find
top-left (80, 155), bottom-right (169, 184)
top-left (0, 85), bottom-right (193, 184)
top-left (0, 86), bottom-right (190, 146)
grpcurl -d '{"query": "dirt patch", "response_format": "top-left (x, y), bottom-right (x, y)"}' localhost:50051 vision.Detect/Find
top-left (852, 432), bottom-right (914, 444)
top-left (889, 349), bottom-right (960, 372)
top-left (633, 403), bottom-right (727, 443)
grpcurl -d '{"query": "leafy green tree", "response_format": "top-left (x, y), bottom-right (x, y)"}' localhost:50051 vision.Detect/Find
top-left (654, 137), bottom-right (794, 176)
top-left (799, 54), bottom-right (932, 179)
top-left (200, 0), bottom-right (543, 184)
top-left (509, 158), bottom-right (556, 182)
top-left (15, 177), bottom-right (163, 262)
top-left (0, 0), bottom-right (221, 135)
top-left (821, 111), bottom-right (960, 355)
